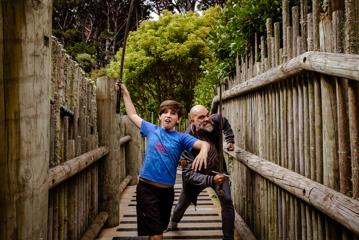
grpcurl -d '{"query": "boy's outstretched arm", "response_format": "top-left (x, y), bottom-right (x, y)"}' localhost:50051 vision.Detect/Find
top-left (117, 83), bottom-right (142, 128)
top-left (191, 140), bottom-right (210, 171)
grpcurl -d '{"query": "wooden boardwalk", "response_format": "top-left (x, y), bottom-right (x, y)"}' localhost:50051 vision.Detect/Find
top-left (97, 170), bottom-right (239, 240)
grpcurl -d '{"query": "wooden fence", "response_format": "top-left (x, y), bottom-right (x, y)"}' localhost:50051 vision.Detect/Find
top-left (46, 41), bottom-right (143, 239)
top-left (213, 0), bottom-right (359, 239)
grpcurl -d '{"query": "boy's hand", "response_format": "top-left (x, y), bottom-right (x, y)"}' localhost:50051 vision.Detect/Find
top-left (191, 140), bottom-right (209, 171)
top-left (192, 151), bottom-right (208, 171)
top-left (115, 82), bottom-right (121, 92)
top-left (115, 83), bottom-right (129, 95)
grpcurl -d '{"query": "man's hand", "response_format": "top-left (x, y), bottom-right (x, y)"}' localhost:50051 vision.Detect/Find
top-left (227, 143), bottom-right (234, 151)
top-left (213, 174), bottom-right (225, 185)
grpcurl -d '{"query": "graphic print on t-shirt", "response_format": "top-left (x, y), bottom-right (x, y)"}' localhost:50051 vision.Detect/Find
top-left (155, 142), bottom-right (168, 154)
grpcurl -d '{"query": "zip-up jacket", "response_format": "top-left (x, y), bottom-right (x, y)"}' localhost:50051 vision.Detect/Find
top-left (180, 114), bottom-right (235, 205)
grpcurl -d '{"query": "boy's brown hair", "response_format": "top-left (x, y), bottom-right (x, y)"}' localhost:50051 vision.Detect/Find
top-left (159, 100), bottom-right (183, 118)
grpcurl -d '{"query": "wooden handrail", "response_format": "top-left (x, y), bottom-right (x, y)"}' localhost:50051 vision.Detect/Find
top-left (120, 135), bottom-right (131, 145)
top-left (119, 175), bottom-right (133, 195)
top-left (235, 211), bottom-right (257, 240)
top-left (225, 147), bottom-right (359, 235)
top-left (48, 146), bottom-right (109, 188)
top-left (212, 51), bottom-right (359, 108)
top-left (80, 212), bottom-right (108, 240)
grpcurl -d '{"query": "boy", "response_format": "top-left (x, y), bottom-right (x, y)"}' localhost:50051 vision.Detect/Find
top-left (117, 84), bottom-right (209, 240)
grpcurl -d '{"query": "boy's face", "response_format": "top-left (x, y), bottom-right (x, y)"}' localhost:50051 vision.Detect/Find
top-left (159, 108), bottom-right (180, 130)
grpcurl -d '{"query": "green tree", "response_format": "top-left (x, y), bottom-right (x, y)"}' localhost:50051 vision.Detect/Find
top-left (53, 0), bottom-right (151, 72)
top-left (207, 0), bottom-right (300, 78)
top-left (107, 7), bottom-right (220, 117)
top-left (148, 0), bottom-right (226, 14)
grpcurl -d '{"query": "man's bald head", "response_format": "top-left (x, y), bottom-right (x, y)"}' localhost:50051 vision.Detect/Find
top-left (189, 105), bottom-right (214, 132)
top-left (189, 105), bottom-right (208, 120)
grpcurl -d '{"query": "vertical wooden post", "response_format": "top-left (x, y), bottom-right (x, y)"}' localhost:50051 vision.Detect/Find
top-left (292, 6), bottom-right (300, 57)
top-left (320, 18), bottom-right (339, 191)
top-left (266, 18), bottom-right (273, 69)
top-left (312, 0), bottom-right (320, 51)
top-left (282, 0), bottom-right (289, 61)
top-left (0, 0), bottom-right (52, 239)
top-left (123, 116), bottom-right (143, 184)
top-left (345, 0), bottom-right (359, 200)
top-left (96, 76), bottom-right (121, 226)
top-left (300, 0), bottom-right (308, 51)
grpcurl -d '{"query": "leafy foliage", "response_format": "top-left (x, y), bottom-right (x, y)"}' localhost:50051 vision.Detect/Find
top-left (207, 0), bottom-right (299, 77)
top-left (106, 8), bottom-right (220, 117)
top-left (147, 0), bottom-right (227, 14)
top-left (53, 0), bottom-right (151, 72)
top-left (75, 53), bottom-right (96, 72)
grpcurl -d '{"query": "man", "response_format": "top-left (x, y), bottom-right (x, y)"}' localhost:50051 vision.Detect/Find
top-left (167, 105), bottom-right (235, 240)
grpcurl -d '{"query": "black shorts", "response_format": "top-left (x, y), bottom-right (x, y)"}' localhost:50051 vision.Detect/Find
top-left (136, 180), bottom-right (174, 236)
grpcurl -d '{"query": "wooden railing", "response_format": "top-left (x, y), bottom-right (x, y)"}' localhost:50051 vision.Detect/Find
top-left (214, 1), bottom-right (359, 239)
top-left (47, 135), bottom-right (136, 240)
top-left (47, 41), bottom-right (143, 240)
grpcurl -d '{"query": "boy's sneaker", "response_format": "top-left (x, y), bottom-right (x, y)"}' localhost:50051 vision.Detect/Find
top-left (165, 222), bottom-right (178, 232)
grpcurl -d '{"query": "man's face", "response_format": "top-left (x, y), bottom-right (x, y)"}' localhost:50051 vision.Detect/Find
top-left (159, 108), bottom-right (180, 130)
top-left (191, 108), bottom-right (214, 132)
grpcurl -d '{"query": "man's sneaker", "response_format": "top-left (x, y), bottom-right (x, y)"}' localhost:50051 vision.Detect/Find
top-left (164, 222), bottom-right (179, 232)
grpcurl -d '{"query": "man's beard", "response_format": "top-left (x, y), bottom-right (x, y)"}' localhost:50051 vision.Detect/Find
top-left (198, 122), bottom-right (214, 132)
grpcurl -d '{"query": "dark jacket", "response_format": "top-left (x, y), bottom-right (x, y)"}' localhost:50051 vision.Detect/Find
top-left (180, 114), bottom-right (235, 205)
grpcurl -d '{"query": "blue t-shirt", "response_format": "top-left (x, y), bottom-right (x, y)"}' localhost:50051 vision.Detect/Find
top-left (139, 120), bottom-right (198, 185)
